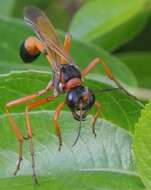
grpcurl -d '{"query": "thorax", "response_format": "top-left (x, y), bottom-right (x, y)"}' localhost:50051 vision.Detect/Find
top-left (53, 64), bottom-right (82, 95)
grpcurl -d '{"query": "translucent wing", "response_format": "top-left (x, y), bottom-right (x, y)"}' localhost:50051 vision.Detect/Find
top-left (24, 6), bottom-right (74, 73)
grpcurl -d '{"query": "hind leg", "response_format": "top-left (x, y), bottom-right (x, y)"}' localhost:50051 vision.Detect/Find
top-left (61, 33), bottom-right (71, 64)
top-left (82, 57), bottom-right (143, 106)
top-left (5, 109), bottom-right (24, 175)
top-left (5, 83), bottom-right (53, 181)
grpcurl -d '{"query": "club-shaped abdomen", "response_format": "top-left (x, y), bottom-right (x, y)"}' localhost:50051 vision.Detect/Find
top-left (20, 41), bottom-right (40, 63)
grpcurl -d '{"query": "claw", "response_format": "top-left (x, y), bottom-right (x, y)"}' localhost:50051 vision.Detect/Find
top-left (58, 134), bottom-right (63, 151)
top-left (92, 125), bottom-right (97, 138)
top-left (13, 156), bottom-right (23, 175)
top-left (58, 143), bottom-right (62, 151)
top-left (32, 174), bottom-right (39, 185)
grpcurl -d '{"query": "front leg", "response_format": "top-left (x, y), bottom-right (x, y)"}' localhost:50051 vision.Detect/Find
top-left (91, 101), bottom-right (102, 137)
top-left (53, 102), bottom-right (65, 151)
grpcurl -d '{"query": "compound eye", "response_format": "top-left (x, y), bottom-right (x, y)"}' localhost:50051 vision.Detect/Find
top-left (66, 90), bottom-right (79, 108)
top-left (88, 93), bottom-right (95, 107)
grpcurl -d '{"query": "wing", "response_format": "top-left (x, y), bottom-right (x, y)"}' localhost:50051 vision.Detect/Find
top-left (24, 6), bottom-right (74, 74)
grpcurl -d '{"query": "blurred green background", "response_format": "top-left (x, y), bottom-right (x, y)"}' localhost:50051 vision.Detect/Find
top-left (0, 0), bottom-right (151, 94)
top-left (0, 1), bottom-right (151, 189)
top-left (1, 0), bottom-right (87, 30)
top-left (1, 0), bottom-right (151, 52)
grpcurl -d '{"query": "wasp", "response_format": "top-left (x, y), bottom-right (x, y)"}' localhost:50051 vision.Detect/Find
top-left (5, 6), bottom-right (142, 184)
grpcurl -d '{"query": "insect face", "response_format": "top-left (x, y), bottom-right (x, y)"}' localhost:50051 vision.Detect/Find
top-left (66, 86), bottom-right (95, 121)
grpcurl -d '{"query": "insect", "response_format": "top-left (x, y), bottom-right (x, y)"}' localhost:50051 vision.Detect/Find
top-left (5, 6), bottom-right (142, 184)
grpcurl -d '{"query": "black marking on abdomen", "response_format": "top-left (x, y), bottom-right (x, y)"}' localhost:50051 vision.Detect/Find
top-left (20, 41), bottom-right (40, 63)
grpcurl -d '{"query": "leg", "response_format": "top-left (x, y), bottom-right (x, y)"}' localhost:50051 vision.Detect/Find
top-left (24, 96), bottom-right (57, 184)
top-left (6, 96), bottom-right (55, 178)
top-left (5, 83), bottom-right (52, 176)
top-left (53, 102), bottom-right (65, 151)
top-left (82, 58), bottom-right (101, 77)
top-left (92, 101), bottom-right (102, 137)
top-left (82, 57), bottom-right (143, 105)
top-left (6, 81), bottom-right (52, 108)
top-left (28, 99), bottom-right (65, 152)
top-left (61, 33), bottom-right (71, 64)
top-left (5, 109), bottom-right (24, 175)
top-left (25, 107), bottom-right (38, 184)
top-left (5, 94), bottom-right (55, 181)
top-left (6, 82), bottom-right (52, 137)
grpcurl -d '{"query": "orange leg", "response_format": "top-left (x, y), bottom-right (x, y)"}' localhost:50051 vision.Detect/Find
top-left (82, 57), bottom-right (142, 103)
top-left (6, 95), bottom-right (56, 184)
top-left (61, 33), bottom-right (71, 64)
top-left (5, 109), bottom-right (24, 175)
top-left (92, 101), bottom-right (102, 137)
top-left (24, 107), bottom-right (38, 183)
top-left (5, 83), bottom-right (53, 178)
top-left (24, 96), bottom-right (56, 184)
top-left (6, 81), bottom-right (52, 108)
top-left (53, 102), bottom-right (65, 151)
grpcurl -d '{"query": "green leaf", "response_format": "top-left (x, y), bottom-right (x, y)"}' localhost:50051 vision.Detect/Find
top-left (69, 0), bottom-right (150, 51)
top-left (0, 71), bottom-right (142, 133)
top-left (0, 16), bottom-right (137, 86)
top-left (0, 173), bottom-right (145, 190)
top-left (0, 60), bottom-right (144, 189)
top-left (117, 52), bottom-right (151, 89)
top-left (0, 0), bottom-right (14, 16)
top-left (0, 111), bottom-right (144, 190)
top-left (134, 100), bottom-right (151, 190)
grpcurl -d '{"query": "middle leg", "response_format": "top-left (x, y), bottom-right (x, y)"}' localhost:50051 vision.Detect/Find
top-left (53, 101), bottom-right (65, 151)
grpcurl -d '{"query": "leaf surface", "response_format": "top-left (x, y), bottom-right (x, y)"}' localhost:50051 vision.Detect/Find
top-left (0, 111), bottom-right (144, 190)
top-left (134, 101), bottom-right (151, 190)
top-left (117, 52), bottom-right (151, 89)
top-left (69, 0), bottom-right (150, 51)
